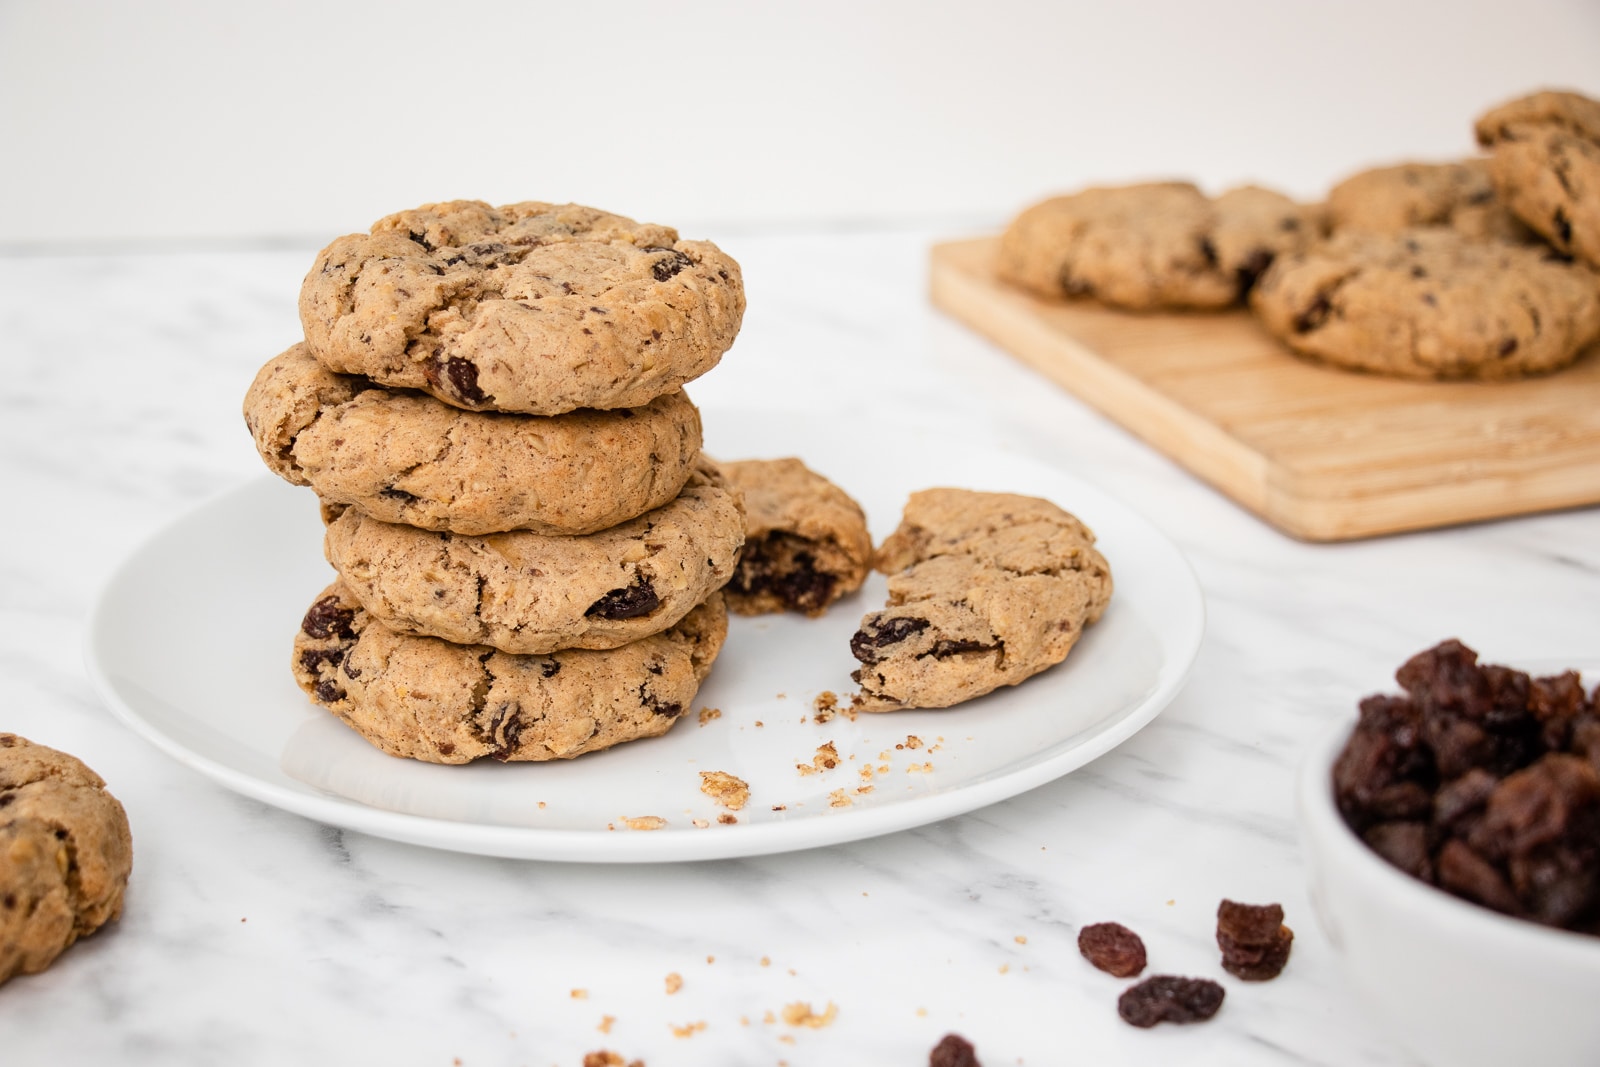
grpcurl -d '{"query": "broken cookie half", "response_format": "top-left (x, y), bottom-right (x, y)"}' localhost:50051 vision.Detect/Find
top-left (720, 457), bottom-right (872, 618)
top-left (849, 489), bottom-right (1112, 711)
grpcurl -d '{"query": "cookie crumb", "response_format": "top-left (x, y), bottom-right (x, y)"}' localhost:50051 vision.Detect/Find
top-left (828, 789), bottom-right (853, 808)
top-left (1014, 935), bottom-right (1027, 945)
top-left (665, 972), bottom-right (683, 995)
top-left (538, 801), bottom-right (547, 809)
top-left (781, 1001), bottom-right (838, 1028)
top-left (571, 989), bottom-right (589, 999)
top-left (669, 1021), bottom-right (706, 1038)
top-left (582, 1053), bottom-right (641, 1067)
top-left (598, 1015), bottom-right (615, 1034)
top-left (697, 707), bottom-right (722, 726)
top-left (621, 816), bottom-right (667, 831)
top-left (813, 691), bottom-right (838, 722)
top-left (699, 770), bottom-right (749, 811)
top-left (771, 804), bottom-right (787, 812)
top-left (691, 818), bottom-right (710, 829)
top-left (763, 1011), bottom-right (776, 1024)
top-left (717, 813), bottom-right (738, 825)
top-left (855, 785), bottom-right (874, 795)
top-left (813, 742), bottom-right (840, 771)
top-left (907, 762), bottom-right (934, 774)
top-left (755, 720), bottom-right (764, 728)
top-left (760, 956), bottom-right (771, 967)
top-left (905, 735), bottom-right (924, 749)
top-left (998, 963), bottom-right (1010, 974)
top-left (706, 955), bottom-right (715, 964)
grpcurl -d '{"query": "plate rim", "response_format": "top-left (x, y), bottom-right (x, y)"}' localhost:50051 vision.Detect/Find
top-left (84, 419), bottom-right (1205, 863)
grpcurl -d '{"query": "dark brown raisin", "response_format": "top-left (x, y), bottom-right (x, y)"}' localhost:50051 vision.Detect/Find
top-left (1216, 900), bottom-right (1293, 981)
top-left (380, 487), bottom-right (419, 503)
top-left (1469, 754), bottom-right (1600, 927)
top-left (314, 679), bottom-right (345, 704)
top-left (929, 1033), bottom-right (981, 1067)
top-left (298, 648), bottom-right (344, 674)
top-left (1363, 821), bottom-right (1434, 881)
top-left (849, 616), bottom-right (930, 664)
top-left (1234, 248), bottom-right (1275, 294)
top-left (585, 577), bottom-right (661, 620)
top-left (644, 247), bottom-right (694, 281)
top-left (442, 357), bottom-right (488, 405)
top-left (301, 596), bottom-right (356, 640)
top-left (1293, 293), bottom-right (1332, 332)
top-left (1117, 976), bottom-right (1225, 1028)
top-left (1077, 922), bottom-right (1146, 977)
top-left (922, 639), bottom-right (998, 660)
top-left (406, 229), bottom-right (434, 252)
top-left (0, 794), bottom-right (14, 809)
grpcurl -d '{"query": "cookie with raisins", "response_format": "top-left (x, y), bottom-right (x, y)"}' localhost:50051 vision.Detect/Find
top-left (299, 200), bottom-right (744, 414)
top-left (849, 489), bottom-right (1112, 711)
top-left (292, 584), bottom-right (728, 763)
top-left (322, 458), bottom-right (743, 655)
top-left (244, 344), bottom-right (704, 536)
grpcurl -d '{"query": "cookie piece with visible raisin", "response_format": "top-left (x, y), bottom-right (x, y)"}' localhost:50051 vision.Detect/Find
top-left (720, 458), bottom-right (871, 618)
top-left (299, 200), bottom-right (744, 414)
top-left (292, 584), bottom-right (728, 763)
top-left (0, 735), bottom-right (133, 987)
top-left (1475, 90), bottom-right (1600, 269)
top-left (849, 489), bottom-right (1112, 711)
top-left (997, 181), bottom-right (1319, 310)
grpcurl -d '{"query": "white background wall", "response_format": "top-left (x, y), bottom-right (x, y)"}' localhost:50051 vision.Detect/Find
top-left (3, 0), bottom-right (1599, 246)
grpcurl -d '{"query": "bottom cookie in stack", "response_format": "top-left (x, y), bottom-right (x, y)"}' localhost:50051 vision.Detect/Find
top-left (292, 582), bottom-right (728, 764)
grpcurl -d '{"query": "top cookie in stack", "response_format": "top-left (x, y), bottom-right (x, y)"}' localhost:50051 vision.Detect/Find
top-left (299, 200), bottom-right (744, 415)
top-left (243, 200), bottom-right (747, 764)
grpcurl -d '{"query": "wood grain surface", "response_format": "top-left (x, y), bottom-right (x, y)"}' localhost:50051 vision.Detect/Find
top-left (930, 235), bottom-right (1600, 541)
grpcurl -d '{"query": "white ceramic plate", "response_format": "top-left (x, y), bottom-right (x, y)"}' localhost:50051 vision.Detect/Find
top-left (85, 409), bottom-right (1203, 862)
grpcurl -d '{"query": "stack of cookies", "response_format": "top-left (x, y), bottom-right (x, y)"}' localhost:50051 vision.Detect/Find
top-left (243, 200), bottom-right (747, 764)
top-left (998, 88), bottom-right (1600, 382)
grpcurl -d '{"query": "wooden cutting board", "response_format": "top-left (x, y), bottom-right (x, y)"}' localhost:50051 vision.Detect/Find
top-left (929, 235), bottom-right (1600, 541)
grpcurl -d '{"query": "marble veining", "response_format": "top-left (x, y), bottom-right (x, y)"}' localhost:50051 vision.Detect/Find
top-left (3, 228), bottom-right (1599, 1066)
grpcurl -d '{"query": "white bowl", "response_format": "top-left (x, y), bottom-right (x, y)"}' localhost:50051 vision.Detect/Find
top-left (1297, 720), bottom-right (1600, 1067)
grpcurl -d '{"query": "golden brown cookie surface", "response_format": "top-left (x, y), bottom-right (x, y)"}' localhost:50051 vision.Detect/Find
top-left (299, 201), bottom-right (744, 414)
top-left (293, 585), bottom-right (728, 764)
top-left (0, 735), bottom-right (132, 986)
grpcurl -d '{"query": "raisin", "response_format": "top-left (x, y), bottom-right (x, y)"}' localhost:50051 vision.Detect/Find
top-left (1293, 293), bottom-right (1332, 332)
top-left (442, 357), bottom-right (488, 405)
top-left (585, 577), bottom-right (661, 620)
top-left (849, 616), bottom-right (930, 664)
top-left (1216, 900), bottom-right (1293, 981)
top-left (1117, 976), bottom-right (1224, 1028)
top-left (1077, 922), bottom-right (1146, 977)
top-left (379, 487), bottom-right (419, 503)
top-left (922, 639), bottom-right (998, 660)
top-left (1470, 754), bottom-right (1600, 927)
top-left (1363, 821), bottom-right (1434, 881)
top-left (298, 648), bottom-right (343, 674)
top-left (301, 596), bottom-right (356, 639)
top-left (1235, 248), bottom-right (1275, 294)
top-left (644, 247), bottom-right (694, 281)
top-left (929, 1033), bottom-right (981, 1067)
top-left (0, 794), bottom-right (13, 809)
top-left (313, 679), bottom-right (345, 704)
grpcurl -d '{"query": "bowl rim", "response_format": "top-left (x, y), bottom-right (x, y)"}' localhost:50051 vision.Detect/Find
top-left (1298, 716), bottom-right (1600, 968)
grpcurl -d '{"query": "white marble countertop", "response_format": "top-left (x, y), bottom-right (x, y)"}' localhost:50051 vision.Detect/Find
top-left (3, 226), bottom-right (1598, 1066)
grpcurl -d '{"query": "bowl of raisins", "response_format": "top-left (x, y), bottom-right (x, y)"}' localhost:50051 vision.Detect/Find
top-left (1297, 640), bottom-right (1600, 1067)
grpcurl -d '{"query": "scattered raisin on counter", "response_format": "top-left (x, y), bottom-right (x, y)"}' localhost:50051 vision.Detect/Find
top-left (1333, 639), bottom-right (1600, 934)
top-left (929, 1033), bottom-right (981, 1067)
top-left (1216, 900), bottom-right (1293, 981)
top-left (1077, 921), bottom-right (1148, 978)
top-left (1116, 975), bottom-right (1225, 1028)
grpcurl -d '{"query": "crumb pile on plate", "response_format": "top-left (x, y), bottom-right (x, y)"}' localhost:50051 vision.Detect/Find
top-left (998, 89), bottom-right (1600, 381)
top-left (0, 734), bottom-right (133, 986)
top-left (244, 200), bottom-right (748, 763)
